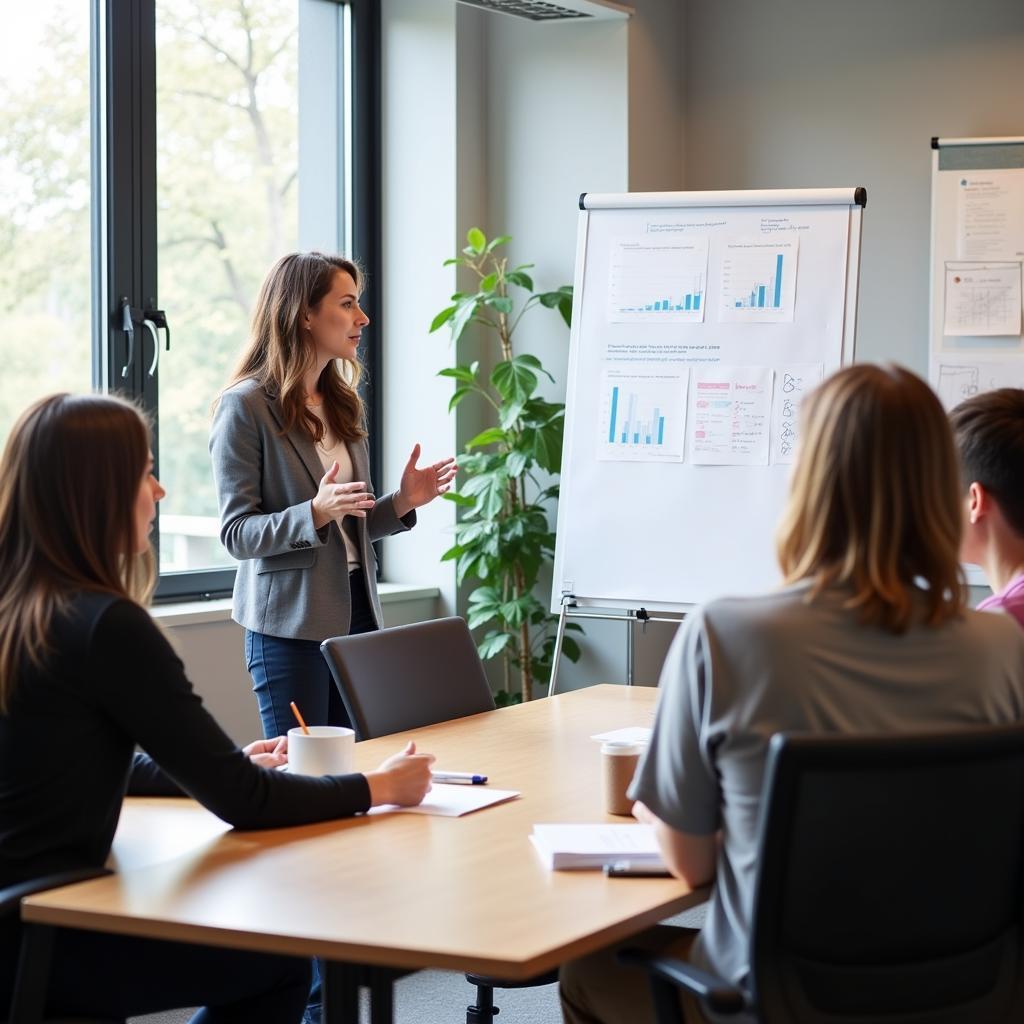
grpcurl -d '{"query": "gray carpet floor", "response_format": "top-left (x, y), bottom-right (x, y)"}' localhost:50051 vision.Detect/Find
top-left (128, 904), bottom-right (707, 1024)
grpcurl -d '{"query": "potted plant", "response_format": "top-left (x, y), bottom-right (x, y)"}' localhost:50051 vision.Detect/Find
top-left (430, 228), bottom-right (582, 703)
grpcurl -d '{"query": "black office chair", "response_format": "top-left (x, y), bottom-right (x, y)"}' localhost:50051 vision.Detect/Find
top-left (2, 867), bottom-right (125, 1024)
top-left (621, 725), bottom-right (1024, 1023)
top-left (321, 616), bottom-right (556, 1022)
top-left (320, 616), bottom-right (496, 741)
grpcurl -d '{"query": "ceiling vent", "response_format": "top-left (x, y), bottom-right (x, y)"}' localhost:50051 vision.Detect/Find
top-left (456, 0), bottom-right (631, 22)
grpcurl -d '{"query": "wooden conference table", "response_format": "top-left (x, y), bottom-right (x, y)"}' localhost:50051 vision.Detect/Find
top-left (23, 685), bottom-right (703, 1023)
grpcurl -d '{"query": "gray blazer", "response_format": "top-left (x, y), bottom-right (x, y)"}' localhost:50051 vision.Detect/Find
top-left (209, 378), bottom-right (415, 641)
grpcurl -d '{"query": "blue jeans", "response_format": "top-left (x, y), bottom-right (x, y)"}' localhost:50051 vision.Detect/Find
top-left (244, 566), bottom-right (378, 1024)
top-left (245, 567), bottom-right (379, 738)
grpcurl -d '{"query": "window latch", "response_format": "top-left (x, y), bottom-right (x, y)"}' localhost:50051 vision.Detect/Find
top-left (142, 308), bottom-right (170, 376)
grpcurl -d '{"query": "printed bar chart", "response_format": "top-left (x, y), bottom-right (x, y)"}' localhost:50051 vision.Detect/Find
top-left (719, 235), bottom-right (798, 323)
top-left (609, 237), bottom-right (710, 324)
top-left (600, 369), bottom-right (687, 463)
top-left (608, 385), bottom-right (666, 446)
top-left (733, 253), bottom-right (784, 309)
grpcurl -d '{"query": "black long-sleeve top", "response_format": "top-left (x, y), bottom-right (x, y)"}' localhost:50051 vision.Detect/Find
top-left (0, 591), bottom-right (371, 890)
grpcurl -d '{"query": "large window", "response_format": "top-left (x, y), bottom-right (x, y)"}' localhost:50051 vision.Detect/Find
top-left (0, 2), bottom-right (94, 439)
top-left (0, 0), bottom-right (380, 601)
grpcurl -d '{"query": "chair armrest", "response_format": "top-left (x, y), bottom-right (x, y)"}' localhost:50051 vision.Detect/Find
top-left (618, 948), bottom-right (748, 1015)
top-left (0, 867), bottom-right (113, 920)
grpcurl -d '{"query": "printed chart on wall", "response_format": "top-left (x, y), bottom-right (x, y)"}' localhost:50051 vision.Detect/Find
top-left (552, 189), bottom-right (864, 613)
top-left (930, 139), bottom-right (1024, 417)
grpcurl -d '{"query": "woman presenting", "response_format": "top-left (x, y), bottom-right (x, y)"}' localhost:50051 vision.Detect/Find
top-left (211, 252), bottom-right (455, 738)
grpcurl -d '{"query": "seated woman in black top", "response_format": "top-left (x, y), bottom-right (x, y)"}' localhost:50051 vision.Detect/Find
top-left (0, 392), bottom-right (435, 1023)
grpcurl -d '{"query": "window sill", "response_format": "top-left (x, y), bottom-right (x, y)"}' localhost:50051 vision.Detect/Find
top-left (151, 583), bottom-right (442, 628)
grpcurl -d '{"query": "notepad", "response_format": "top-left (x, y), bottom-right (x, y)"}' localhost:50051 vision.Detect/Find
top-left (530, 823), bottom-right (666, 871)
top-left (368, 784), bottom-right (520, 817)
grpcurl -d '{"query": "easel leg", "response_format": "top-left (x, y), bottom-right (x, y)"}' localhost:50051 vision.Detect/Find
top-left (626, 612), bottom-right (634, 686)
top-left (547, 596), bottom-right (571, 698)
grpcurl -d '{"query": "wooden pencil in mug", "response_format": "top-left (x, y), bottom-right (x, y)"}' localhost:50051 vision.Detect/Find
top-left (289, 701), bottom-right (310, 735)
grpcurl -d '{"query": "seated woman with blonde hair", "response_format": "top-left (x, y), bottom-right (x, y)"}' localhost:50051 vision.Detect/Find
top-left (560, 364), bottom-right (1024, 1024)
top-left (0, 393), bottom-right (434, 1023)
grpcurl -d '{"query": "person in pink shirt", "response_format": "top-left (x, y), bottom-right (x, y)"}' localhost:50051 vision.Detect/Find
top-left (951, 388), bottom-right (1024, 628)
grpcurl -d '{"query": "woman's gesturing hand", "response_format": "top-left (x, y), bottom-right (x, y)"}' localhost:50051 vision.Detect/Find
top-left (394, 444), bottom-right (457, 518)
top-left (311, 461), bottom-right (375, 529)
top-left (365, 741), bottom-right (435, 807)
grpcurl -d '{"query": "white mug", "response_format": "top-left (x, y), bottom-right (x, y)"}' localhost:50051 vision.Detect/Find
top-left (287, 725), bottom-right (355, 777)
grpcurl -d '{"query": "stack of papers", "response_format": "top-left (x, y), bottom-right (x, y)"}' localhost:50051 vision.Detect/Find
top-left (530, 823), bottom-right (666, 871)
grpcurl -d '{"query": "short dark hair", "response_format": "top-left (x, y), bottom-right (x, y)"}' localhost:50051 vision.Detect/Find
top-left (950, 388), bottom-right (1024, 539)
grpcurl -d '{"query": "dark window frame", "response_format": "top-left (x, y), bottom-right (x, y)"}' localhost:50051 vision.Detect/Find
top-left (94, 0), bottom-right (381, 603)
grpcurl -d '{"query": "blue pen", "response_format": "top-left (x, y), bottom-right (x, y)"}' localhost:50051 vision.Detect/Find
top-left (431, 771), bottom-right (488, 785)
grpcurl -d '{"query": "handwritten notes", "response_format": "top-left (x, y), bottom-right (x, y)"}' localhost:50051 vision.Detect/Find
top-left (771, 364), bottom-right (823, 465)
top-left (689, 366), bottom-right (773, 466)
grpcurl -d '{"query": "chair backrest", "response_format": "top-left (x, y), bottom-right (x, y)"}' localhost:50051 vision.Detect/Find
top-left (320, 617), bottom-right (496, 740)
top-left (749, 727), bottom-right (1024, 1023)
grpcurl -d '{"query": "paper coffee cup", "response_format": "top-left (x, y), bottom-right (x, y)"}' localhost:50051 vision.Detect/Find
top-left (288, 725), bottom-right (355, 777)
top-left (602, 741), bottom-right (644, 816)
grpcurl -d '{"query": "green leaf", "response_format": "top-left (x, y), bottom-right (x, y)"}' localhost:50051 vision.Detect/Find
top-left (506, 450), bottom-right (528, 478)
top-left (558, 294), bottom-right (573, 327)
top-left (449, 296), bottom-right (480, 343)
top-left (480, 271), bottom-right (498, 292)
top-left (506, 270), bottom-right (534, 291)
top-left (491, 360), bottom-right (538, 403)
top-left (429, 305), bottom-right (456, 333)
top-left (467, 227), bottom-right (486, 253)
top-left (477, 631), bottom-right (513, 659)
top-left (561, 637), bottom-right (582, 662)
top-left (484, 234), bottom-right (512, 253)
top-left (443, 490), bottom-right (475, 507)
top-left (439, 543), bottom-right (463, 562)
top-left (498, 400), bottom-right (526, 430)
top-left (466, 426), bottom-right (508, 449)
top-left (437, 365), bottom-right (478, 383)
top-left (486, 296), bottom-right (514, 315)
top-left (448, 386), bottom-right (473, 413)
top-left (514, 353), bottom-right (555, 383)
top-left (442, 257), bottom-right (465, 267)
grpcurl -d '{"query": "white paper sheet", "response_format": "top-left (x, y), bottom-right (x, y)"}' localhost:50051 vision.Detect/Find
top-left (943, 263), bottom-right (1022, 337)
top-left (598, 365), bottom-right (688, 463)
top-left (935, 359), bottom-right (1024, 411)
top-left (689, 366), bottom-right (773, 465)
top-left (608, 236), bottom-right (709, 325)
top-left (718, 233), bottom-right (799, 323)
top-left (770, 363), bottom-right (824, 465)
top-left (367, 784), bottom-right (520, 818)
top-left (590, 727), bottom-right (653, 744)
top-left (956, 170), bottom-right (1024, 261)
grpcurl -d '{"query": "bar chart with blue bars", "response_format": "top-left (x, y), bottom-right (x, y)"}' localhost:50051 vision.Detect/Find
top-left (719, 234), bottom-right (799, 323)
top-left (609, 236), bottom-right (710, 324)
top-left (599, 369), bottom-right (687, 462)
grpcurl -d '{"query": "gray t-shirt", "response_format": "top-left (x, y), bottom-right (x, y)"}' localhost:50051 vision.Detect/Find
top-left (631, 582), bottom-right (1024, 1008)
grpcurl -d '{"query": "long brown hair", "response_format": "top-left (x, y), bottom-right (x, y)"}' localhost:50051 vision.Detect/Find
top-left (225, 252), bottom-right (367, 443)
top-left (776, 364), bottom-right (965, 633)
top-left (0, 393), bottom-right (156, 713)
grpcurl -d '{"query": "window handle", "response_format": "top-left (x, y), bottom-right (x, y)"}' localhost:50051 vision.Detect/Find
top-left (119, 297), bottom-right (136, 380)
top-left (142, 308), bottom-right (170, 377)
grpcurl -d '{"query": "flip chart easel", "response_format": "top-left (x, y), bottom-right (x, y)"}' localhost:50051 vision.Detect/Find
top-left (548, 188), bottom-right (865, 695)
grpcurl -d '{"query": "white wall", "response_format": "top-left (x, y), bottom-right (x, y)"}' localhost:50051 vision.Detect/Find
top-left (684, 0), bottom-right (1024, 372)
top-left (378, 0), bottom-right (461, 615)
